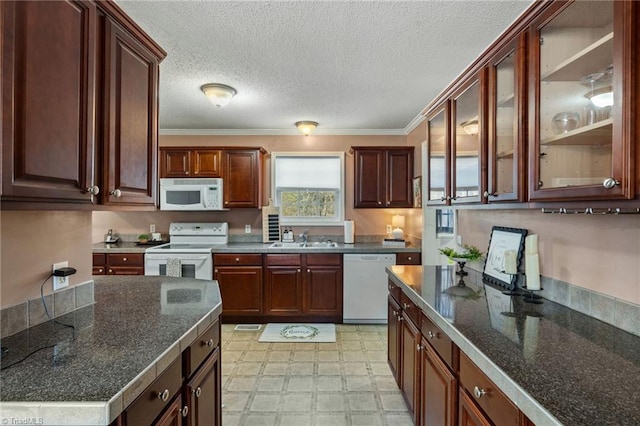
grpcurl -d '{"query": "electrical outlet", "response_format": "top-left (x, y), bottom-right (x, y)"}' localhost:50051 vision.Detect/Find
top-left (150, 224), bottom-right (156, 233)
top-left (52, 261), bottom-right (69, 291)
top-left (245, 224), bottom-right (251, 234)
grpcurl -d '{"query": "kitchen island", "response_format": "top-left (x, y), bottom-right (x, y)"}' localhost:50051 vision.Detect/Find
top-left (0, 276), bottom-right (222, 425)
top-left (387, 265), bottom-right (640, 425)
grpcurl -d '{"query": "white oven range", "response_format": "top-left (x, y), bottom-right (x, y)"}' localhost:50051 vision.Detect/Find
top-left (144, 222), bottom-right (228, 279)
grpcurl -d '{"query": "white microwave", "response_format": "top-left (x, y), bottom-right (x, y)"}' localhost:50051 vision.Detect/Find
top-left (160, 178), bottom-right (225, 211)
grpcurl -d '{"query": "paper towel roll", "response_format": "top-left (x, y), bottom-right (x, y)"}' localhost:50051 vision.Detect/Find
top-left (525, 253), bottom-right (541, 290)
top-left (344, 220), bottom-right (355, 244)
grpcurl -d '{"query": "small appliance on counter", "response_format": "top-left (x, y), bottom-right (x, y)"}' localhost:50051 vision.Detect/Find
top-left (104, 229), bottom-right (119, 244)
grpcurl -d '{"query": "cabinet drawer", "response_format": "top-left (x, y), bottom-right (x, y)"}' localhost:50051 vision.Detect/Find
top-left (184, 319), bottom-right (220, 378)
top-left (388, 279), bottom-right (401, 303)
top-left (400, 292), bottom-right (420, 328)
top-left (396, 252), bottom-right (420, 265)
top-left (125, 356), bottom-right (182, 426)
top-left (265, 254), bottom-right (302, 266)
top-left (214, 253), bottom-right (262, 266)
top-left (93, 253), bottom-right (106, 266)
top-left (107, 253), bottom-right (144, 267)
top-left (459, 352), bottom-right (519, 426)
top-left (421, 312), bottom-right (454, 369)
top-left (306, 253), bottom-right (341, 266)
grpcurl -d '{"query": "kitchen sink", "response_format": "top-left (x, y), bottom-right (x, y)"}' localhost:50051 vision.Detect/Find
top-left (268, 241), bottom-right (339, 249)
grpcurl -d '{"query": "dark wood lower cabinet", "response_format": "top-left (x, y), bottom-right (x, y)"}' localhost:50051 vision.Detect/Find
top-left (215, 266), bottom-right (263, 315)
top-left (388, 295), bottom-right (402, 384)
top-left (153, 394), bottom-right (185, 426)
top-left (420, 338), bottom-right (457, 426)
top-left (458, 388), bottom-right (491, 426)
top-left (400, 312), bottom-right (421, 423)
top-left (185, 348), bottom-right (221, 426)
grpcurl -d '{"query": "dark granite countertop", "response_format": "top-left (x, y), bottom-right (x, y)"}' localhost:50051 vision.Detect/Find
top-left (386, 265), bottom-right (640, 426)
top-left (92, 240), bottom-right (421, 254)
top-left (0, 276), bottom-right (222, 425)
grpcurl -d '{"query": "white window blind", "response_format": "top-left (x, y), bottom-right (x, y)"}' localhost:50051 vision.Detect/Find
top-left (274, 156), bottom-right (341, 189)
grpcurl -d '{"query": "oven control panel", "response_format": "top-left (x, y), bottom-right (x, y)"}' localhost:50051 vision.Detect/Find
top-left (170, 222), bottom-right (228, 236)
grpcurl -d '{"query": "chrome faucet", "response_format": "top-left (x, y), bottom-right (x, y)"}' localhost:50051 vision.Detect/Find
top-left (299, 229), bottom-right (309, 243)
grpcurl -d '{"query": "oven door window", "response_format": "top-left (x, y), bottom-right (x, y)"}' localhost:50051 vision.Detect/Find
top-left (165, 190), bottom-right (202, 206)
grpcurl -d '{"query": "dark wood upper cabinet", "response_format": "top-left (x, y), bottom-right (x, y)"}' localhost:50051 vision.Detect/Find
top-left (528, 0), bottom-right (636, 201)
top-left (353, 147), bottom-right (414, 208)
top-left (486, 33), bottom-right (527, 203)
top-left (160, 148), bottom-right (222, 178)
top-left (426, 103), bottom-right (451, 206)
top-left (1, 0), bottom-right (165, 208)
top-left (1, 0), bottom-right (97, 203)
top-left (223, 148), bottom-right (265, 208)
top-left (101, 18), bottom-right (159, 206)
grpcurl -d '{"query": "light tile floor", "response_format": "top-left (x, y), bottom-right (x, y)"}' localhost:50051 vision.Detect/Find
top-left (221, 324), bottom-right (412, 426)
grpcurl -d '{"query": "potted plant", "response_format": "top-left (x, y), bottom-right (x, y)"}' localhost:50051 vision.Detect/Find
top-left (138, 234), bottom-right (150, 244)
top-left (439, 245), bottom-right (483, 276)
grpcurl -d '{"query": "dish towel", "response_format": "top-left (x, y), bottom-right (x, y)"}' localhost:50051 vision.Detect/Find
top-left (166, 258), bottom-right (182, 277)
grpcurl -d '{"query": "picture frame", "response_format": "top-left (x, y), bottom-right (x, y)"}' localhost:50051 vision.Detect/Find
top-left (412, 176), bottom-right (422, 208)
top-left (482, 226), bottom-right (528, 289)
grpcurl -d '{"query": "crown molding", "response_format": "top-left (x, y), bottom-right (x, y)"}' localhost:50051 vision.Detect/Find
top-left (403, 113), bottom-right (426, 135)
top-left (159, 128), bottom-right (408, 136)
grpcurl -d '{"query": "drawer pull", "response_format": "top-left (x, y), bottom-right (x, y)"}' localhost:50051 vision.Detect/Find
top-left (428, 331), bottom-right (439, 339)
top-left (180, 405), bottom-right (189, 417)
top-left (123, 257), bottom-right (128, 262)
top-left (157, 389), bottom-right (170, 402)
top-left (195, 386), bottom-right (202, 398)
top-left (235, 257), bottom-right (240, 262)
top-left (403, 303), bottom-right (411, 309)
top-left (473, 386), bottom-right (488, 399)
top-left (205, 339), bottom-right (214, 348)
top-left (407, 256), bottom-right (412, 261)
top-left (108, 269), bottom-right (113, 274)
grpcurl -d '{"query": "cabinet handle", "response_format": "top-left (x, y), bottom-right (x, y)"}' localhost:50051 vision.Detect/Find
top-left (157, 389), bottom-right (170, 402)
top-left (109, 189), bottom-right (122, 198)
top-left (416, 344), bottom-right (423, 352)
top-left (450, 196), bottom-right (457, 200)
top-left (483, 191), bottom-right (497, 198)
top-left (85, 185), bottom-right (100, 195)
top-left (205, 339), bottom-right (214, 348)
top-left (392, 310), bottom-right (398, 317)
top-left (602, 178), bottom-right (620, 189)
top-left (440, 197), bottom-right (446, 201)
top-left (194, 386), bottom-right (202, 398)
top-left (398, 316), bottom-right (404, 322)
top-left (428, 331), bottom-right (439, 339)
top-left (180, 405), bottom-right (189, 417)
top-left (473, 386), bottom-right (488, 399)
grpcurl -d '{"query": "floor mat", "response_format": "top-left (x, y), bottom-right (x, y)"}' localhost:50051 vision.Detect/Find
top-left (258, 323), bottom-right (336, 343)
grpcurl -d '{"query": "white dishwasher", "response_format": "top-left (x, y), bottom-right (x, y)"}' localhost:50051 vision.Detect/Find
top-left (343, 253), bottom-right (396, 324)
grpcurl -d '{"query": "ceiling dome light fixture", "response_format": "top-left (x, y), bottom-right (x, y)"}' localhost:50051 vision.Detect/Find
top-left (201, 83), bottom-right (237, 107)
top-left (461, 119), bottom-right (479, 136)
top-left (295, 121), bottom-right (318, 136)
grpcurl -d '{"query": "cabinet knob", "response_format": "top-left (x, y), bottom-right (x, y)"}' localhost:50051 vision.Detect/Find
top-left (297, 268), bottom-right (301, 273)
top-left (307, 268), bottom-right (311, 273)
top-left (235, 257), bottom-right (240, 262)
top-left (602, 178), bottom-right (620, 189)
top-left (85, 185), bottom-right (100, 195)
top-left (407, 256), bottom-right (412, 261)
top-left (473, 386), bottom-right (488, 399)
top-left (214, 269), bottom-right (219, 274)
top-left (123, 257), bottom-right (128, 262)
top-left (416, 344), bottom-right (423, 352)
top-left (205, 339), bottom-right (214, 348)
top-left (386, 201), bottom-right (390, 206)
top-left (392, 310), bottom-right (398, 317)
top-left (483, 191), bottom-right (497, 198)
top-left (180, 405), bottom-right (189, 418)
top-left (157, 389), bottom-right (170, 402)
top-left (440, 197), bottom-right (446, 201)
top-left (225, 201), bottom-right (229, 205)
top-left (194, 386), bottom-right (202, 398)
top-left (428, 331), bottom-right (439, 339)
top-left (108, 269), bottom-right (113, 274)
top-left (403, 302), bottom-right (411, 309)
top-left (398, 316), bottom-right (404, 322)
top-left (110, 189), bottom-right (122, 198)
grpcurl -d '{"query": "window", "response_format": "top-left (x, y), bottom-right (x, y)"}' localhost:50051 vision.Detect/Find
top-left (272, 152), bottom-right (345, 226)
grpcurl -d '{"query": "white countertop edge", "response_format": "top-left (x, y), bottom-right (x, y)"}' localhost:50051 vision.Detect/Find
top-left (0, 401), bottom-right (108, 426)
top-left (387, 271), bottom-right (563, 426)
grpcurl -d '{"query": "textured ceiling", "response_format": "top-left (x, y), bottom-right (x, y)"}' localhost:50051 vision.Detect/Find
top-left (116, 0), bottom-right (534, 134)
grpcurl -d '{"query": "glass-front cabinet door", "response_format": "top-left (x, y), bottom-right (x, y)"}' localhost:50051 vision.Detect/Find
top-left (451, 75), bottom-right (483, 204)
top-left (426, 103), bottom-right (449, 205)
top-left (529, 0), bottom-right (633, 200)
top-left (487, 35), bottom-right (525, 203)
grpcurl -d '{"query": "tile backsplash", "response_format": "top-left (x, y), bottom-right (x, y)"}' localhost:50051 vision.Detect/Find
top-left (0, 280), bottom-right (94, 338)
